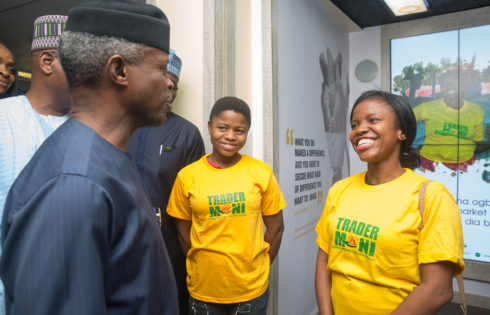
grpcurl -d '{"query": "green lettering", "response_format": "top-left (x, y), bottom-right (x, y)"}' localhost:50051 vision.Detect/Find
top-left (342, 219), bottom-right (351, 231)
top-left (213, 195), bottom-right (220, 205)
top-left (232, 203), bottom-right (241, 214)
top-left (336, 218), bottom-right (345, 230)
top-left (359, 238), bottom-right (369, 255)
top-left (233, 192), bottom-right (239, 202)
top-left (227, 193), bottom-right (233, 203)
top-left (369, 241), bottom-right (376, 256)
top-left (207, 196), bottom-right (214, 206)
top-left (239, 192), bottom-right (245, 202)
top-left (370, 226), bottom-right (379, 240)
top-left (209, 206), bottom-right (220, 217)
top-left (363, 224), bottom-right (372, 238)
top-left (335, 231), bottom-right (346, 246)
top-left (442, 122), bottom-right (451, 132)
top-left (460, 125), bottom-right (468, 138)
top-left (348, 220), bottom-right (358, 233)
top-left (359, 238), bottom-right (376, 256)
top-left (241, 202), bottom-right (245, 213)
top-left (356, 222), bottom-right (366, 235)
top-left (220, 194), bottom-right (227, 204)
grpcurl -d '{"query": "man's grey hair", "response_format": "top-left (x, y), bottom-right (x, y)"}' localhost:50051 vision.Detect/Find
top-left (59, 31), bottom-right (147, 88)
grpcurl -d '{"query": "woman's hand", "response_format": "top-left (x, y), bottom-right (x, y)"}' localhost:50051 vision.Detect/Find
top-left (315, 248), bottom-right (334, 315)
top-left (263, 211), bottom-right (284, 263)
top-left (391, 261), bottom-right (455, 315)
top-left (174, 218), bottom-right (192, 256)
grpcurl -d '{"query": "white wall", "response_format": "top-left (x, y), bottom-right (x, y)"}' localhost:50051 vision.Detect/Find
top-left (154, 0), bottom-right (204, 135)
top-left (348, 26), bottom-right (381, 175)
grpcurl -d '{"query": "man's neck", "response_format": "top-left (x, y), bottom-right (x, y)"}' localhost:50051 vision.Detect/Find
top-left (70, 87), bottom-right (135, 152)
top-left (26, 91), bottom-right (69, 117)
top-left (443, 96), bottom-right (462, 109)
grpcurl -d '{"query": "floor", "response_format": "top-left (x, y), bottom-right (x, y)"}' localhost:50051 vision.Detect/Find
top-left (438, 302), bottom-right (489, 314)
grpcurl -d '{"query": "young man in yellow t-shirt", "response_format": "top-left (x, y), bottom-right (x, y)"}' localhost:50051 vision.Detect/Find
top-left (412, 69), bottom-right (488, 168)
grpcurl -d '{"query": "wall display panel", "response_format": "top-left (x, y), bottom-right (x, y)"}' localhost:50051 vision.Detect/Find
top-left (460, 25), bottom-right (490, 153)
top-left (413, 146), bottom-right (459, 193)
top-left (392, 30), bottom-right (458, 147)
top-left (458, 149), bottom-right (490, 262)
top-left (276, 0), bottom-right (350, 314)
top-left (391, 25), bottom-right (490, 263)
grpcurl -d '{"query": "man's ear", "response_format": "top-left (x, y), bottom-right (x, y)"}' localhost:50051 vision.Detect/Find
top-left (107, 55), bottom-right (129, 87)
top-left (39, 51), bottom-right (56, 75)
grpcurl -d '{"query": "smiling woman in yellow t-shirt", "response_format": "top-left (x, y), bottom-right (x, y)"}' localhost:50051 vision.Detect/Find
top-left (167, 96), bottom-right (286, 315)
top-left (315, 90), bottom-right (464, 315)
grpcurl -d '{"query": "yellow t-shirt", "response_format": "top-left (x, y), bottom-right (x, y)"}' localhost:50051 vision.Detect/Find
top-left (167, 154), bottom-right (286, 303)
top-left (315, 170), bottom-right (464, 315)
top-left (413, 98), bottom-right (484, 162)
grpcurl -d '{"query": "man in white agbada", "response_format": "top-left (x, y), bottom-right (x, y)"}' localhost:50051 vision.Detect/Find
top-left (0, 14), bottom-right (70, 212)
top-left (0, 15), bottom-right (70, 314)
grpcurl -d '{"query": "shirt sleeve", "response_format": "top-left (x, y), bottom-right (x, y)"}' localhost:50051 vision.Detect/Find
top-left (418, 182), bottom-right (465, 275)
top-left (315, 188), bottom-right (334, 254)
top-left (166, 172), bottom-right (192, 220)
top-left (1, 175), bottom-right (111, 315)
top-left (0, 110), bottom-right (14, 213)
top-left (261, 172), bottom-right (287, 216)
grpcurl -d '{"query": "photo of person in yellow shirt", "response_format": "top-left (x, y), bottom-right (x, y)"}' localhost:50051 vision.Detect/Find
top-left (413, 68), bottom-right (490, 172)
top-left (167, 96), bottom-right (286, 315)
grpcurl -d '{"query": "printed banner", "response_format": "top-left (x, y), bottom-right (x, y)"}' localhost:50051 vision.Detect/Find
top-left (276, 1), bottom-right (350, 314)
top-left (391, 24), bottom-right (490, 262)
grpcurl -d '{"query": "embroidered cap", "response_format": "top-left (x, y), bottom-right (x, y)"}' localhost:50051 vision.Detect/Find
top-left (31, 15), bottom-right (67, 52)
top-left (65, 0), bottom-right (170, 53)
top-left (167, 49), bottom-right (182, 79)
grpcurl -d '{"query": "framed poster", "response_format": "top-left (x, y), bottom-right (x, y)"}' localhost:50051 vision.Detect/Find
top-left (391, 24), bottom-right (490, 263)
